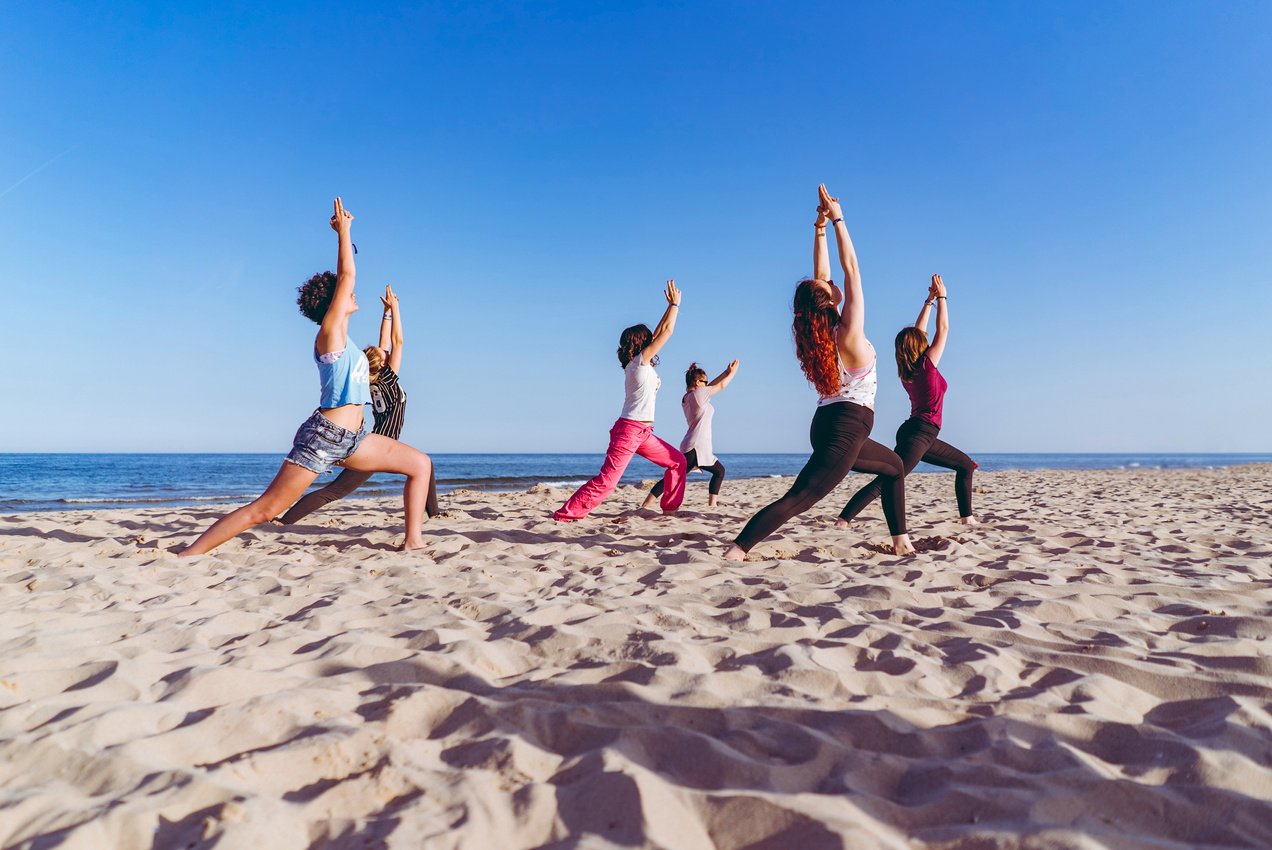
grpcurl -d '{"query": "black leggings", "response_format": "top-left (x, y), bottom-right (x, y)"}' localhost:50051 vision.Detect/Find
top-left (733, 402), bottom-right (905, 552)
top-left (840, 418), bottom-right (975, 521)
top-left (650, 448), bottom-right (726, 497)
top-left (279, 464), bottom-right (440, 524)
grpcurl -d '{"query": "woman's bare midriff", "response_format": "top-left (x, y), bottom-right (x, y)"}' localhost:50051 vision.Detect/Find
top-left (320, 404), bottom-right (366, 432)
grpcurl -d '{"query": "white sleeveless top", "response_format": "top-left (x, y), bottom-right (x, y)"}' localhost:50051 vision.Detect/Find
top-left (817, 341), bottom-right (877, 409)
top-left (620, 353), bottom-right (661, 421)
top-left (679, 387), bottom-right (717, 465)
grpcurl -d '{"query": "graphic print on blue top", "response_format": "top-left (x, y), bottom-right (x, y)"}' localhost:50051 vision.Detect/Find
top-left (316, 340), bottom-right (372, 408)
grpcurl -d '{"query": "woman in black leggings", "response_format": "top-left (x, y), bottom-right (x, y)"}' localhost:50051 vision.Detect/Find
top-left (644, 359), bottom-right (738, 507)
top-left (838, 274), bottom-right (979, 526)
top-left (725, 185), bottom-right (914, 560)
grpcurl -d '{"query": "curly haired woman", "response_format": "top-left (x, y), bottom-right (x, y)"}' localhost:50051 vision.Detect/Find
top-left (179, 198), bottom-right (434, 555)
top-left (725, 185), bottom-right (914, 560)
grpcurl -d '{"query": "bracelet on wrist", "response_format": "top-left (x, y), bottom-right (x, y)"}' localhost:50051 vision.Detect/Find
top-left (936, 296), bottom-right (947, 300)
top-left (832, 217), bottom-right (844, 224)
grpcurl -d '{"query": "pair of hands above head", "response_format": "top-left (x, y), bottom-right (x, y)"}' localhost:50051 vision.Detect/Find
top-left (379, 284), bottom-right (400, 313)
top-left (928, 274), bottom-right (947, 300)
top-left (815, 183), bottom-right (844, 228)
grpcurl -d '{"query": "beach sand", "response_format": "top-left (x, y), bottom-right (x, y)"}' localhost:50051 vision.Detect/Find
top-left (2, 465), bottom-right (1270, 849)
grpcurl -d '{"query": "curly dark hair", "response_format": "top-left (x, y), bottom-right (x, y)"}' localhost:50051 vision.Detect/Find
top-left (617, 324), bottom-right (656, 368)
top-left (296, 271), bottom-right (338, 324)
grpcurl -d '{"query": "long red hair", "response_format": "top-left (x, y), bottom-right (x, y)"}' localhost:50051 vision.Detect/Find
top-left (792, 279), bottom-right (841, 396)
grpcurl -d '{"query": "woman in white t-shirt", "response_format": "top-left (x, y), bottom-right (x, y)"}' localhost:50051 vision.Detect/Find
top-left (644, 359), bottom-right (738, 508)
top-left (554, 281), bottom-right (689, 521)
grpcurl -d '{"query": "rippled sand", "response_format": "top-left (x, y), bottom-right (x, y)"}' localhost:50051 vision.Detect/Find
top-left (2, 465), bottom-right (1271, 849)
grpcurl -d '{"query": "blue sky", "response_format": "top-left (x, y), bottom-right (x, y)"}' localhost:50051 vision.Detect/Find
top-left (3, 1), bottom-right (1269, 453)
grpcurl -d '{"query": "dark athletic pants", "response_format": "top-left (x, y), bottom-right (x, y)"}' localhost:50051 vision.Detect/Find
top-left (733, 401), bottom-right (905, 552)
top-left (280, 464), bottom-right (440, 524)
top-left (840, 418), bottom-right (976, 522)
top-left (649, 448), bottom-right (726, 497)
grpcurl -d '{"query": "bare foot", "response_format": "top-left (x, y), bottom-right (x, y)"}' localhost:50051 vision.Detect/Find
top-left (723, 544), bottom-right (746, 561)
top-left (707, 495), bottom-right (719, 507)
top-left (891, 534), bottom-right (915, 556)
top-left (959, 515), bottom-right (980, 526)
top-left (661, 509), bottom-right (678, 517)
top-left (641, 495), bottom-right (658, 509)
top-left (403, 537), bottom-right (427, 551)
top-left (834, 518), bottom-right (850, 528)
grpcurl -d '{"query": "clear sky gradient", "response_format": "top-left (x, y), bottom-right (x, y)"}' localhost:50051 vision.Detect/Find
top-left (3, 1), bottom-right (1269, 454)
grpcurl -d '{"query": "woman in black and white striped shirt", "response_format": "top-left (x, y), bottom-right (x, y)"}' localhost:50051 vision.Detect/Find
top-left (279, 285), bottom-right (439, 523)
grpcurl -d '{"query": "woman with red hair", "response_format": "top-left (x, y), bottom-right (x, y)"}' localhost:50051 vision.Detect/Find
top-left (725, 185), bottom-right (913, 560)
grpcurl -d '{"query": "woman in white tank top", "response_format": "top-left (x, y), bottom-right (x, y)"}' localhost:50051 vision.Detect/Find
top-left (726, 185), bottom-right (914, 559)
top-left (554, 281), bottom-right (690, 521)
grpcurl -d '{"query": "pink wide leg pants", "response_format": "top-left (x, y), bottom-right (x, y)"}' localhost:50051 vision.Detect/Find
top-left (554, 418), bottom-right (687, 521)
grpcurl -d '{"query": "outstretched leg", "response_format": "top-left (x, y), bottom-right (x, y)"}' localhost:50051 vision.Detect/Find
top-left (555, 420), bottom-right (646, 521)
top-left (852, 438), bottom-right (913, 553)
top-left (279, 467), bottom-right (373, 524)
top-left (339, 434), bottom-right (433, 550)
top-left (180, 461), bottom-right (319, 556)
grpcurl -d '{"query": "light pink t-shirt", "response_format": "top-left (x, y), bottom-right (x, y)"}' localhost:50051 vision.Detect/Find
top-left (679, 386), bottom-right (717, 465)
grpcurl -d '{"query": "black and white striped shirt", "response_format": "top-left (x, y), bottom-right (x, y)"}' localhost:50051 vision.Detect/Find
top-left (369, 365), bottom-right (407, 440)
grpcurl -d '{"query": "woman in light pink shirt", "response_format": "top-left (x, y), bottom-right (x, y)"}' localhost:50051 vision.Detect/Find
top-left (644, 359), bottom-right (738, 507)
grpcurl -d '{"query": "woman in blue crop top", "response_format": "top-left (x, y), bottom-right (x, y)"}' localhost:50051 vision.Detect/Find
top-left (180, 198), bottom-right (435, 555)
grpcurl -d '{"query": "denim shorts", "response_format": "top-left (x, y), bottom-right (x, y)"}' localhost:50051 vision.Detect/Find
top-left (285, 410), bottom-right (366, 474)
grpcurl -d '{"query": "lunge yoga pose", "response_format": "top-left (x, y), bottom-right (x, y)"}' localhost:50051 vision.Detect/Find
top-left (179, 199), bottom-right (433, 555)
top-left (554, 281), bottom-right (688, 521)
top-left (643, 359), bottom-right (738, 508)
top-left (724, 185), bottom-right (914, 560)
top-left (278, 284), bottom-right (440, 524)
top-left (838, 274), bottom-right (979, 526)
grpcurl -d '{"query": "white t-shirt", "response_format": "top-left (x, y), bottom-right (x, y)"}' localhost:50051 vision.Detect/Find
top-left (619, 352), bottom-right (661, 421)
top-left (679, 386), bottom-right (717, 465)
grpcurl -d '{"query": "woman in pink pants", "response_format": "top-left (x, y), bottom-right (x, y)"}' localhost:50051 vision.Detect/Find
top-left (554, 281), bottom-right (689, 521)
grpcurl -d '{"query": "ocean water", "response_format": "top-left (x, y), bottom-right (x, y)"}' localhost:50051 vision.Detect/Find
top-left (1, 452), bottom-right (1269, 514)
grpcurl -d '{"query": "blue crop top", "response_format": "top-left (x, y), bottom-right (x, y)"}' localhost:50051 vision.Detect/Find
top-left (316, 340), bottom-right (372, 408)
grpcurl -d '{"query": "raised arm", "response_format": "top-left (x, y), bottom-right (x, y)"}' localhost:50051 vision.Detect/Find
top-left (819, 184), bottom-right (869, 363)
top-left (378, 285), bottom-right (393, 350)
top-left (385, 285), bottom-right (404, 374)
top-left (926, 274), bottom-right (949, 367)
top-left (316, 197), bottom-right (356, 354)
top-left (707, 359), bottom-right (740, 393)
top-left (915, 279), bottom-right (936, 334)
top-left (642, 280), bottom-right (681, 364)
top-left (814, 205), bottom-right (831, 282)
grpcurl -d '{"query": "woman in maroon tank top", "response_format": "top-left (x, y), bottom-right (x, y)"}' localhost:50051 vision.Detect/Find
top-left (837, 274), bottom-right (980, 526)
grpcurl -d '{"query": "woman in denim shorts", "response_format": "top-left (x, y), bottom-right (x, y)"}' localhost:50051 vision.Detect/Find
top-left (180, 198), bottom-right (434, 555)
